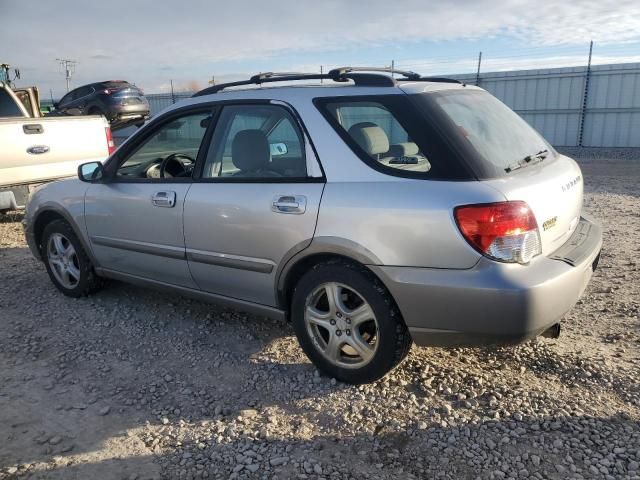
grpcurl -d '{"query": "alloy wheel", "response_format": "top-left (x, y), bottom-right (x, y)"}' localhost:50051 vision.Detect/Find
top-left (47, 233), bottom-right (81, 289)
top-left (304, 282), bottom-right (379, 369)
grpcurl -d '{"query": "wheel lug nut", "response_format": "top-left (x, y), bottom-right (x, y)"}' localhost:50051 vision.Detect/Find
top-left (336, 330), bottom-right (342, 336)
top-left (336, 312), bottom-right (342, 318)
top-left (346, 318), bottom-right (351, 324)
top-left (346, 329), bottom-right (351, 336)
top-left (330, 319), bottom-right (336, 326)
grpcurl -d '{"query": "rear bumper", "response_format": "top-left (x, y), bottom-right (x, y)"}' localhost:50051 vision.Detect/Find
top-left (371, 216), bottom-right (602, 347)
top-left (1, 184), bottom-right (31, 211)
top-left (108, 104), bottom-right (150, 117)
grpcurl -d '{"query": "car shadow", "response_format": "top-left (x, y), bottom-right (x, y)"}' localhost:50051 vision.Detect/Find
top-left (1, 222), bottom-right (638, 479)
top-left (4, 410), bottom-right (639, 479)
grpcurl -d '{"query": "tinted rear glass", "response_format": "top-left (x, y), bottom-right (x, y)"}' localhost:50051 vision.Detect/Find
top-left (112, 88), bottom-right (143, 97)
top-left (412, 90), bottom-right (553, 178)
top-left (315, 95), bottom-right (474, 180)
top-left (101, 82), bottom-right (142, 95)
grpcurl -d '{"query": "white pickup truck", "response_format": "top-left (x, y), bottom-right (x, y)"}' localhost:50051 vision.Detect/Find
top-left (0, 81), bottom-right (114, 213)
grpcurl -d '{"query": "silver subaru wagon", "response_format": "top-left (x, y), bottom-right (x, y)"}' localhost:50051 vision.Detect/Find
top-left (24, 68), bottom-right (602, 384)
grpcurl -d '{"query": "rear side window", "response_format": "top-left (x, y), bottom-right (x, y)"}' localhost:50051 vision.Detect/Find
top-left (315, 95), bottom-right (473, 180)
top-left (328, 102), bottom-right (430, 173)
top-left (0, 89), bottom-right (25, 117)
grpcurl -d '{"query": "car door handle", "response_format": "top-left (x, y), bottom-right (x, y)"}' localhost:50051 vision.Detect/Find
top-left (272, 195), bottom-right (306, 214)
top-left (151, 191), bottom-right (176, 208)
top-left (23, 124), bottom-right (44, 134)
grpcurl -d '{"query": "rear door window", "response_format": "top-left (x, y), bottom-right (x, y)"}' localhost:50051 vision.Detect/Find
top-left (201, 104), bottom-right (307, 179)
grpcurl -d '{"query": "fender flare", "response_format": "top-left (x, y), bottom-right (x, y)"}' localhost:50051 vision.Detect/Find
top-left (31, 202), bottom-right (99, 267)
top-left (275, 236), bottom-right (383, 308)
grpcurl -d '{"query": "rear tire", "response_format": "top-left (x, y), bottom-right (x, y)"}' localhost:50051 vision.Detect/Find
top-left (41, 220), bottom-right (102, 297)
top-left (291, 261), bottom-right (412, 384)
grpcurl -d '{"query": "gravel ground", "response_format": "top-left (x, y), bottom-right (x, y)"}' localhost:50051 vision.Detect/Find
top-left (1, 148), bottom-right (639, 480)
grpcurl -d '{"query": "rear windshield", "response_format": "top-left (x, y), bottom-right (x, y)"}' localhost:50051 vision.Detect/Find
top-left (102, 82), bottom-right (142, 95)
top-left (412, 90), bottom-right (552, 178)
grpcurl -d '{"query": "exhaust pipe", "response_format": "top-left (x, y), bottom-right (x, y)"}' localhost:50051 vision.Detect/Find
top-left (541, 323), bottom-right (561, 339)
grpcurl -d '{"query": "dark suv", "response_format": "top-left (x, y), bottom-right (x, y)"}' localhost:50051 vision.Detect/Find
top-left (51, 80), bottom-right (150, 129)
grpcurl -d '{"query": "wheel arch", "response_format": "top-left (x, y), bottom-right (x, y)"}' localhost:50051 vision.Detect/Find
top-left (276, 236), bottom-right (387, 316)
top-left (32, 205), bottom-right (98, 266)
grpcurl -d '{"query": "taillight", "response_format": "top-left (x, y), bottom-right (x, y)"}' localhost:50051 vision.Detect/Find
top-left (454, 201), bottom-right (541, 264)
top-left (105, 127), bottom-right (116, 155)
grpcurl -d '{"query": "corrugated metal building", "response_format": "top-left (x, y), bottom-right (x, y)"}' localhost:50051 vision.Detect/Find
top-left (454, 62), bottom-right (640, 147)
top-left (141, 62), bottom-right (640, 147)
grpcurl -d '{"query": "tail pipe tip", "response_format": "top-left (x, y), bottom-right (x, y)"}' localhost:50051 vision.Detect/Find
top-left (541, 323), bottom-right (561, 339)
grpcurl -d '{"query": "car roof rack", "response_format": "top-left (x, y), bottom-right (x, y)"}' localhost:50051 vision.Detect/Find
top-left (192, 67), bottom-right (462, 96)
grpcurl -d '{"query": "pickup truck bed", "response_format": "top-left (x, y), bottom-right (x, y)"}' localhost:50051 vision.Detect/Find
top-left (1, 83), bottom-right (112, 212)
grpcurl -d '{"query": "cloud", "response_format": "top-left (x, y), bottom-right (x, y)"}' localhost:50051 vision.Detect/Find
top-left (2, 0), bottom-right (640, 96)
top-left (89, 54), bottom-right (113, 60)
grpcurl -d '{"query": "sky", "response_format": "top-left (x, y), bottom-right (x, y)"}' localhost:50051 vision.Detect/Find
top-left (2, 0), bottom-right (640, 99)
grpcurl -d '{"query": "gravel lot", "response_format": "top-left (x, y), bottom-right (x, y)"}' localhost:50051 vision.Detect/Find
top-left (1, 147), bottom-right (639, 480)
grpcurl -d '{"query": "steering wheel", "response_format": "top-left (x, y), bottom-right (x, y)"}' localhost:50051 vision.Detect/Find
top-left (159, 153), bottom-right (195, 178)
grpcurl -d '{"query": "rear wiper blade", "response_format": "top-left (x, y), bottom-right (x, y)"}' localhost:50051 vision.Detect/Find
top-left (504, 149), bottom-right (549, 173)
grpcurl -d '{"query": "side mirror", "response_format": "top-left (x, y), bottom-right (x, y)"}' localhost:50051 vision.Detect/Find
top-left (78, 161), bottom-right (104, 182)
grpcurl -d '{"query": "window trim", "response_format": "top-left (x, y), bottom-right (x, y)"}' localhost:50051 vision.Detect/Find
top-left (104, 105), bottom-right (218, 184)
top-left (191, 100), bottom-right (326, 184)
top-left (313, 94), bottom-right (477, 181)
top-left (102, 99), bottom-right (326, 185)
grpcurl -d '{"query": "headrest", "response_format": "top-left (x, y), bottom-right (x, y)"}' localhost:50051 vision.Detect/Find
top-left (387, 142), bottom-right (420, 158)
top-left (347, 122), bottom-right (390, 156)
top-left (232, 130), bottom-right (270, 172)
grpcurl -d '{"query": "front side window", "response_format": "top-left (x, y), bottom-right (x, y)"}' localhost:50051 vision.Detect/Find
top-left (202, 104), bottom-right (307, 179)
top-left (116, 111), bottom-right (211, 180)
top-left (318, 97), bottom-right (434, 175)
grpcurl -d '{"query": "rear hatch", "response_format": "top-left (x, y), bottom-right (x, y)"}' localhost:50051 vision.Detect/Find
top-left (482, 155), bottom-right (583, 256)
top-left (409, 87), bottom-right (583, 256)
top-left (111, 87), bottom-right (148, 106)
top-left (113, 89), bottom-right (146, 105)
top-left (102, 81), bottom-right (149, 107)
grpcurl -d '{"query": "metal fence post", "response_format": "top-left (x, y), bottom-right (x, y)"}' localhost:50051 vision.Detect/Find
top-left (476, 51), bottom-right (482, 86)
top-left (578, 41), bottom-right (593, 147)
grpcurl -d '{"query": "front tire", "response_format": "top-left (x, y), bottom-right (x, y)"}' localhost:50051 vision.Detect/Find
top-left (291, 261), bottom-right (412, 384)
top-left (41, 220), bottom-right (102, 297)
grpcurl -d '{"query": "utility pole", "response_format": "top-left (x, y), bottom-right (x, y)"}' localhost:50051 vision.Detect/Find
top-left (170, 79), bottom-right (175, 104)
top-left (475, 51), bottom-right (482, 86)
top-left (208, 76), bottom-right (215, 86)
top-left (56, 58), bottom-right (77, 92)
top-left (391, 59), bottom-right (395, 78)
